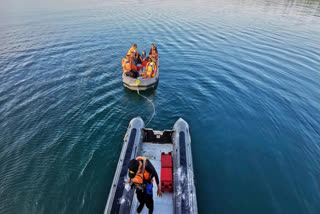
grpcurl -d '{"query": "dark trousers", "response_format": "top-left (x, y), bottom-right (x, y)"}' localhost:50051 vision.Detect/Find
top-left (135, 54), bottom-right (142, 64)
top-left (136, 189), bottom-right (153, 214)
top-left (125, 70), bottom-right (138, 78)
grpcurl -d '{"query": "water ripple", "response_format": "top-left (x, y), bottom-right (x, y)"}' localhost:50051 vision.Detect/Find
top-left (0, 0), bottom-right (319, 214)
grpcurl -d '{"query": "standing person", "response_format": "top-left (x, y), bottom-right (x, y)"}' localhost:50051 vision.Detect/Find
top-left (149, 43), bottom-right (158, 62)
top-left (127, 157), bottom-right (162, 214)
top-left (122, 55), bottom-right (138, 78)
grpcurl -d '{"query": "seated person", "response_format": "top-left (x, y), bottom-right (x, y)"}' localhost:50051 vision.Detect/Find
top-left (142, 58), bottom-right (157, 79)
top-left (127, 44), bottom-right (139, 65)
top-left (134, 50), bottom-right (147, 71)
top-left (149, 43), bottom-right (158, 62)
top-left (136, 52), bottom-right (142, 65)
top-left (122, 55), bottom-right (138, 78)
top-left (141, 50), bottom-right (148, 67)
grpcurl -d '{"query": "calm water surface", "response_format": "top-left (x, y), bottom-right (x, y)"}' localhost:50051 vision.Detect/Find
top-left (0, 0), bottom-right (319, 213)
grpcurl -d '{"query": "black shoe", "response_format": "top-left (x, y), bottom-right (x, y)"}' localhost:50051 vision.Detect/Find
top-left (137, 203), bottom-right (144, 213)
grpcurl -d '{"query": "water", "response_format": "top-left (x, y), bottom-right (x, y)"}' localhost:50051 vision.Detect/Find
top-left (0, 0), bottom-right (319, 213)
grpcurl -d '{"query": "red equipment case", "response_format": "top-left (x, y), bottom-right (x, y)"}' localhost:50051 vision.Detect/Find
top-left (161, 152), bottom-right (173, 168)
top-left (161, 168), bottom-right (173, 192)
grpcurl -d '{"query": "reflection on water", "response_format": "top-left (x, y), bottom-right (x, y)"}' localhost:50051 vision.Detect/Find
top-left (0, 0), bottom-right (319, 213)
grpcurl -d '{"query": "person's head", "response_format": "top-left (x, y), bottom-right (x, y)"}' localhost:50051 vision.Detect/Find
top-left (148, 58), bottom-right (152, 62)
top-left (128, 159), bottom-right (139, 178)
top-left (151, 43), bottom-right (154, 47)
top-left (142, 50), bottom-right (146, 57)
top-left (133, 44), bottom-right (137, 48)
top-left (126, 54), bottom-right (130, 59)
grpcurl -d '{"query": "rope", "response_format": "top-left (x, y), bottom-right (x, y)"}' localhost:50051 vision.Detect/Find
top-left (137, 88), bottom-right (155, 127)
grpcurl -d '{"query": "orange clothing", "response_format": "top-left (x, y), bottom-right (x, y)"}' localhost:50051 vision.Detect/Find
top-left (132, 170), bottom-right (153, 184)
top-left (127, 46), bottom-right (137, 57)
top-left (122, 58), bottom-right (131, 72)
top-left (149, 46), bottom-right (158, 60)
top-left (145, 61), bottom-right (156, 77)
top-left (132, 157), bottom-right (153, 184)
top-left (122, 57), bottom-right (137, 72)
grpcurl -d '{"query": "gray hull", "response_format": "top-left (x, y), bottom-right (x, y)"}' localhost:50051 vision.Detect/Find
top-left (104, 117), bottom-right (198, 214)
top-left (122, 59), bottom-right (159, 91)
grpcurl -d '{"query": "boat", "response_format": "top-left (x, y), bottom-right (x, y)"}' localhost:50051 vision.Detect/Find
top-left (104, 117), bottom-right (198, 214)
top-left (122, 58), bottom-right (159, 91)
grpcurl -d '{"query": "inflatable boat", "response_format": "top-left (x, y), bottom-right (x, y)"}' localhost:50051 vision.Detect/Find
top-left (122, 59), bottom-right (159, 91)
top-left (104, 117), bottom-right (198, 214)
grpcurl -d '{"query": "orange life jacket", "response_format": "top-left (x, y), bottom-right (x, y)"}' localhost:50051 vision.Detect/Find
top-left (127, 46), bottom-right (137, 56)
top-left (122, 58), bottom-right (131, 72)
top-left (132, 157), bottom-right (153, 184)
top-left (151, 48), bottom-right (157, 56)
top-left (150, 47), bottom-right (158, 60)
top-left (146, 62), bottom-right (156, 77)
top-left (132, 170), bottom-right (152, 184)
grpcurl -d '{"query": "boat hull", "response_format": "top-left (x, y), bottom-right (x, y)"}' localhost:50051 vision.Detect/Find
top-left (104, 117), bottom-right (198, 214)
top-left (122, 59), bottom-right (159, 91)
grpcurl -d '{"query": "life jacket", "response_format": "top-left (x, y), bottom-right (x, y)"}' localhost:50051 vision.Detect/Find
top-left (150, 47), bottom-right (158, 59)
top-left (127, 46), bottom-right (137, 56)
top-left (132, 157), bottom-right (153, 185)
top-left (146, 62), bottom-right (156, 77)
top-left (151, 48), bottom-right (157, 56)
top-left (122, 58), bottom-right (131, 72)
top-left (132, 170), bottom-right (152, 184)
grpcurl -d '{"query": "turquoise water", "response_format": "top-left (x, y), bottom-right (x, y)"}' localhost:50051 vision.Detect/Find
top-left (0, 0), bottom-right (319, 213)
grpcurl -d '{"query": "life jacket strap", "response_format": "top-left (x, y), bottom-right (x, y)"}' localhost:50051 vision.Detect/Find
top-left (141, 159), bottom-right (146, 175)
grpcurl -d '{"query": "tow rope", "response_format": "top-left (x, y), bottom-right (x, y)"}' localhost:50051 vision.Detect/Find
top-left (136, 80), bottom-right (155, 127)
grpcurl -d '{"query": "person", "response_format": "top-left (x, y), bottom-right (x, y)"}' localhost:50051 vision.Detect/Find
top-left (142, 58), bottom-right (156, 79)
top-left (127, 44), bottom-right (139, 64)
top-left (141, 50), bottom-right (148, 61)
top-left (149, 43), bottom-right (158, 62)
top-left (127, 157), bottom-right (162, 214)
top-left (141, 50), bottom-right (148, 67)
top-left (136, 52), bottom-right (142, 65)
top-left (122, 55), bottom-right (138, 78)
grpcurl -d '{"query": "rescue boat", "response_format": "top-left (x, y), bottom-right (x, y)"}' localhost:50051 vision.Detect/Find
top-left (122, 58), bottom-right (159, 91)
top-left (104, 117), bottom-right (198, 214)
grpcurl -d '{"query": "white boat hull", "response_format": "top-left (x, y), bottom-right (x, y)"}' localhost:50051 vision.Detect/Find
top-left (104, 117), bottom-right (198, 214)
top-left (122, 59), bottom-right (159, 91)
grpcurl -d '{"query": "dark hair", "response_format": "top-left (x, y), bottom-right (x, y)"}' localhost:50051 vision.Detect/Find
top-left (128, 159), bottom-right (139, 178)
top-left (133, 44), bottom-right (137, 47)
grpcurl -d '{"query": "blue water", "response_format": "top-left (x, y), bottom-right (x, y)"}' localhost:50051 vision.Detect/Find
top-left (0, 0), bottom-right (319, 213)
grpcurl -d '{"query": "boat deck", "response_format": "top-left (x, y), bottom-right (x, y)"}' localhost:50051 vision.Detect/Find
top-left (130, 142), bottom-right (174, 214)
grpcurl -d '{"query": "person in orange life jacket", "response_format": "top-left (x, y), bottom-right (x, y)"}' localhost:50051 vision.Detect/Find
top-left (149, 43), bottom-right (158, 62)
top-left (127, 157), bottom-right (162, 214)
top-left (142, 58), bottom-right (156, 79)
top-left (127, 44), bottom-right (139, 64)
top-left (122, 55), bottom-right (138, 78)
